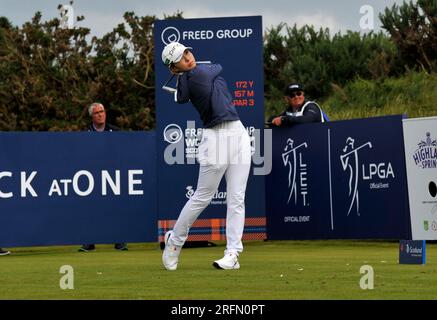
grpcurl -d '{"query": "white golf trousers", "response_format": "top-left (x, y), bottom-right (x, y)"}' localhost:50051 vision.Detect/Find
top-left (172, 120), bottom-right (251, 253)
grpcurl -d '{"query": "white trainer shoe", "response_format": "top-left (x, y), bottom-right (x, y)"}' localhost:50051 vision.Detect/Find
top-left (0, 249), bottom-right (10, 256)
top-left (213, 252), bottom-right (240, 270)
top-left (162, 231), bottom-right (182, 271)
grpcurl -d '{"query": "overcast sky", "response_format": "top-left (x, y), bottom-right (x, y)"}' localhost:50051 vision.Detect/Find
top-left (1, 0), bottom-right (411, 37)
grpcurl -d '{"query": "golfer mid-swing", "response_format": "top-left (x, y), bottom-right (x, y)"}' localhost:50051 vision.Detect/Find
top-left (161, 42), bottom-right (251, 270)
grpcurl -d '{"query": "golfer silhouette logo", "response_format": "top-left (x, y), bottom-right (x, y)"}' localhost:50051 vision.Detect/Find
top-left (282, 138), bottom-right (308, 205)
top-left (340, 137), bottom-right (372, 216)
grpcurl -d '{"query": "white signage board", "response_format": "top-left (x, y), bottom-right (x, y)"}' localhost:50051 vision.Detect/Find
top-left (403, 116), bottom-right (437, 239)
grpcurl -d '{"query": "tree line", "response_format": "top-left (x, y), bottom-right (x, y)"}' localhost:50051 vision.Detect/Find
top-left (0, 0), bottom-right (435, 131)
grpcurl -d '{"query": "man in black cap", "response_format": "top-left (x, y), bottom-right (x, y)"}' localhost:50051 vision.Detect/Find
top-left (269, 83), bottom-right (328, 127)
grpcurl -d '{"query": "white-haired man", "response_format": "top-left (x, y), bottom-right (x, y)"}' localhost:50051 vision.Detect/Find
top-left (78, 102), bottom-right (127, 252)
top-left (87, 102), bottom-right (119, 132)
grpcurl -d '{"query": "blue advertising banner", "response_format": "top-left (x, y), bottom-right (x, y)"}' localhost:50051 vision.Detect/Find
top-left (266, 115), bottom-right (411, 240)
top-left (154, 16), bottom-right (266, 242)
top-left (0, 132), bottom-right (157, 247)
top-left (265, 122), bottom-right (330, 239)
top-left (399, 240), bottom-right (426, 264)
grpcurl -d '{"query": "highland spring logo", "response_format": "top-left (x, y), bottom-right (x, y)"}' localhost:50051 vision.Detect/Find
top-left (282, 138), bottom-right (308, 206)
top-left (412, 132), bottom-right (437, 169)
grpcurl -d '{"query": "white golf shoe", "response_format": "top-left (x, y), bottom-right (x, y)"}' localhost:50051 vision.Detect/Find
top-left (162, 231), bottom-right (181, 271)
top-left (213, 252), bottom-right (240, 270)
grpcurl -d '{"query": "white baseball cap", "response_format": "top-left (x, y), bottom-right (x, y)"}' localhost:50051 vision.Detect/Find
top-left (161, 42), bottom-right (192, 66)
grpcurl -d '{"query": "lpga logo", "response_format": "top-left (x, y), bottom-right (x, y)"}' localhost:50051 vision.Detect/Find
top-left (412, 132), bottom-right (437, 169)
top-left (340, 137), bottom-right (372, 216)
top-left (282, 138), bottom-right (308, 206)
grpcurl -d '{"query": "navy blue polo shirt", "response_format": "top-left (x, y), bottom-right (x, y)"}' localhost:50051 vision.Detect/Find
top-left (176, 63), bottom-right (239, 128)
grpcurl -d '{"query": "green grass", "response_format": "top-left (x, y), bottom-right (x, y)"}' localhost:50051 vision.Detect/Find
top-left (1, 240), bottom-right (436, 300)
top-left (322, 71), bottom-right (437, 121)
top-left (264, 71), bottom-right (437, 122)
